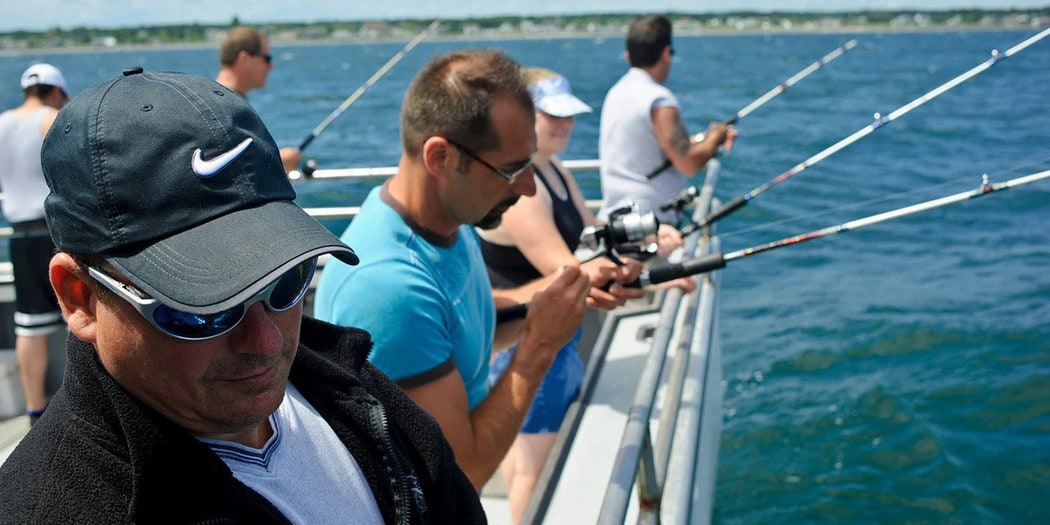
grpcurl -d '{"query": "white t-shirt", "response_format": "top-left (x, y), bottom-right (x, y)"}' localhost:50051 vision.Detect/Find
top-left (200, 383), bottom-right (384, 525)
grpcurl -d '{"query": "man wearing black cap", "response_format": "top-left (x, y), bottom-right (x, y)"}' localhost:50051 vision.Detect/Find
top-left (0, 67), bottom-right (484, 523)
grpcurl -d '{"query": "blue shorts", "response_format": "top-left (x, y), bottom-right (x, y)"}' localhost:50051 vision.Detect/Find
top-left (489, 328), bottom-right (584, 434)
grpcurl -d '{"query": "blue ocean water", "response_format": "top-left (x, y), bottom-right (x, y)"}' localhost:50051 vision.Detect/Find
top-left (3, 29), bottom-right (1049, 523)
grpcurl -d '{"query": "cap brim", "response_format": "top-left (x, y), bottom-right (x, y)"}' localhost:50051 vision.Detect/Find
top-left (108, 201), bottom-right (357, 315)
top-left (536, 94), bottom-right (593, 118)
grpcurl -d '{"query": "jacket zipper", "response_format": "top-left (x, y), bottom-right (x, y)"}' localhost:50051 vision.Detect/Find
top-left (365, 399), bottom-right (419, 524)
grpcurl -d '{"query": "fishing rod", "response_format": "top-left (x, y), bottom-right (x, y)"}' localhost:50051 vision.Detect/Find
top-left (730, 38), bottom-right (859, 125)
top-left (297, 20), bottom-right (440, 155)
top-left (497, 168), bottom-right (1050, 322)
top-left (679, 27), bottom-right (1050, 235)
top-left (644, 169), bottom-right (1050, 285)
top-left (648, 38), bottom-right (859, 182)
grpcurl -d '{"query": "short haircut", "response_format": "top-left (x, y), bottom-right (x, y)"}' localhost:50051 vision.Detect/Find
top-left (220, 26), bottom-right (265, 67)
top-left (523, 66), bottom-right (559, 86)
top-left (627, 15), bottom-right (672, 68)
top-left (399, 49), bottom-right (533, 158)
top-left (23, 84), bottom-right (60, 100)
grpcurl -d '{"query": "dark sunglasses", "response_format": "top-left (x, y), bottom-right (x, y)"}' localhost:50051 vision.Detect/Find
top-left (444, 137), bottom-right (532, 183)
top-left (88, 258), bottom-right (316, 341)
top-left (262, 54), bottom-right (273, 64)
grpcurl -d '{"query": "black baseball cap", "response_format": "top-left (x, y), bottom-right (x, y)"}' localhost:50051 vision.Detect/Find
top-left (42, 67), bottom-right (358, 315)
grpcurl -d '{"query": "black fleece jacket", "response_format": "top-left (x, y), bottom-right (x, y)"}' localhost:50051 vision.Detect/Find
top-left (0, 317), bottom-right (486, 524)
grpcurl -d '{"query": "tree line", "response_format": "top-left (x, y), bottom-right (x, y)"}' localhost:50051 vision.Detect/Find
top-left (3, 10), bottom-right (1047, 50)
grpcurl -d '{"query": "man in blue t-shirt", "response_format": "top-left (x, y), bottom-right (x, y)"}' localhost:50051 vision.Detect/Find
top-left (315, 49), bottom-right (643, 490)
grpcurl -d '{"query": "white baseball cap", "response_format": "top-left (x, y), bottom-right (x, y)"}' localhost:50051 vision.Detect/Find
top-left (528, 75), bottom-right (592, 118)
top-left (21, 63), bottom-right (68, 96)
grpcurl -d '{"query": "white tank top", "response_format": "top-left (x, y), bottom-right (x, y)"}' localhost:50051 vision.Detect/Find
top-left (0, 107), bottom-right (53, 223)
top-left (598, 68), bottom-right (685, 224)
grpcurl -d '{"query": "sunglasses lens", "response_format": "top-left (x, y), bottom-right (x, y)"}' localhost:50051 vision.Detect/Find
top-left (153, 304), bottom-right (244, 340)
top-left (269, 259), bottom-right (316, 311)
top-left (146, 258), bottom-right (315, 340)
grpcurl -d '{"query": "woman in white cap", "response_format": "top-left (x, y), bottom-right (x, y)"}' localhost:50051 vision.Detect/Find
top-left (478, 67), bottom-right (692, 523)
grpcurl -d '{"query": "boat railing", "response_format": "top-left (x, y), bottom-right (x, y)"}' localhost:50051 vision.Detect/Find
top-left (519, 159), bottom-right (722, 524)
top-left (609, 164), bottom-right (722, 524)
top-left (0, 161), bottom-right (603, 287)
top-left (0, 160), bottom-right (604, 244)
top-left (294, 159), bottom-right (605, 222)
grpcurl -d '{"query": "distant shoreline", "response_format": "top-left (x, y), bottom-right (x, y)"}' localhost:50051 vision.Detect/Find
top-left (1, 24), bottom-right (1041, 57)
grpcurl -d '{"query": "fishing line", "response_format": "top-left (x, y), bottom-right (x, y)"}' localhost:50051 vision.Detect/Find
top-left (715, 179), bottom-right (967, 242)
top-left (715, 156), bottom-right (1050, 242)
top-left (679, 27), bottom-right (1050, 235)
top-left (297, 21), bottom-right (440, 155)
top-left (639, 169), bottom-right (1050, 286)
top-left (729, 39), bottom-right (859, 125)
top-left (648, 39), bottom-right (859, 181)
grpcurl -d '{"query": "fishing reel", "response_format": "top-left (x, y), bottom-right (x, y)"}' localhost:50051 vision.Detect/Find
top-left (301, 158), bottom-right (320, 179)
top-left (660, 185), bottom-right (699, 213)
top-left (580, 203), bottom-right (660, 264)
top-left (287, 159), bottom-right (319, 181)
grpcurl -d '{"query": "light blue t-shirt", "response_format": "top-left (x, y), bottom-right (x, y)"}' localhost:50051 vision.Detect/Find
top-left (314, 186), bottom-right (495, 410)
top-left (598, 67), bottom-right (684, 224)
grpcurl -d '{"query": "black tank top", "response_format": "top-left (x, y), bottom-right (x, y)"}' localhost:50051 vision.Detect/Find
top-left (479, 161), bottom-right (585, 289)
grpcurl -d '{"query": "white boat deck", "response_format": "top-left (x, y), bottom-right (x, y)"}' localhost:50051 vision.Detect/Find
top-left (479, 301), bottom-right (669, 523)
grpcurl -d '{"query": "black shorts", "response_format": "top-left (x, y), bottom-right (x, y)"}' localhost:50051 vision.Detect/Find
top-left (9, 220), bottom-right (64, 336)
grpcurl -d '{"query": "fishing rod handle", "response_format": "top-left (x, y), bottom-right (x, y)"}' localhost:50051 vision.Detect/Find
top-left (660, 185), bottom-right (699, 212)
top-left (496, 303), bottom-right (529, 324)
top-left (298, 133), bottom-right (317, 152)
top-left (627, 252), bottom-right (727, 287)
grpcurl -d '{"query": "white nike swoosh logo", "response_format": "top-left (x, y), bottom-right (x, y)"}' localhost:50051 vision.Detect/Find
top-left (191, 137), bottom-right (253, 178)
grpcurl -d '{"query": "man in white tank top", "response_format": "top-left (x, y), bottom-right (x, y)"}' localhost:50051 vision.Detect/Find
top-left (0, 63), bottom-right (69, 425)
top-left (598, 15), bottom-right (738, 227)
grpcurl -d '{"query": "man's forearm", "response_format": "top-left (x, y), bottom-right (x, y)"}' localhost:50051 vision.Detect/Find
top-left (463, 349), bottom-right (550, 488)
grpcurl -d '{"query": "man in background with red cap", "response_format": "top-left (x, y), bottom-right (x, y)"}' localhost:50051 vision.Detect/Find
top-left (0, 63), bottom-right (69, 426)
top-left (0, 68), bottom-right (484, 523)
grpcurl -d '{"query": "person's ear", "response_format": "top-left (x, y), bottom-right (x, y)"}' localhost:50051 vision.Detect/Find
top-left (50, 253), bottom-right (99, 344)
top-left (422, 136), bottom-right (456, 179)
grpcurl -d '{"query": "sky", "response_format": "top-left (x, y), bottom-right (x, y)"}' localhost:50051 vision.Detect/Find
top-left (2, 0), bottom-right (1047, 32)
